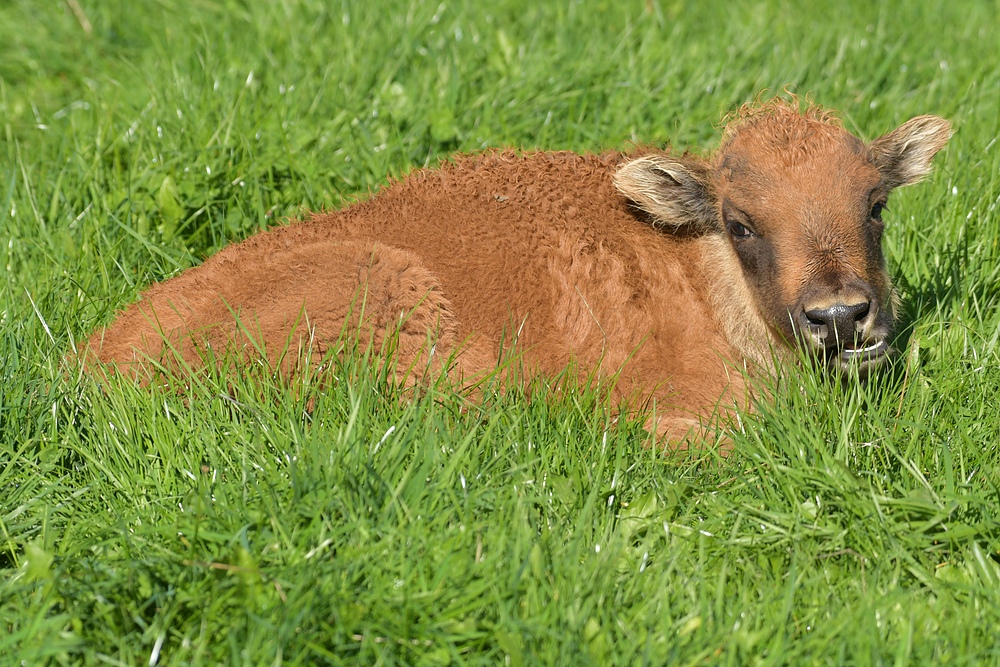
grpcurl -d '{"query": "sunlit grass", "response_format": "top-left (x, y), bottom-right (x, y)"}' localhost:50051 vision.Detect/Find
top-left (2, 0), bottom-right (1000, 664)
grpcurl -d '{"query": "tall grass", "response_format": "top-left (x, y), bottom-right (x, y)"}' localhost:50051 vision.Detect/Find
top-left (2, 0), bottom-right (999, 664)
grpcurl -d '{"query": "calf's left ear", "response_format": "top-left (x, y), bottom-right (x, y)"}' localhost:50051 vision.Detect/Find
top-left (868, 115), bottom-right (952, 189)
top-left (614, 155), bottom-right (718, 232)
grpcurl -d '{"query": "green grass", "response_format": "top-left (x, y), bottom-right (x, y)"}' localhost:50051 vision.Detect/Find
top-left (3, 0), bottom-right (1000, 664)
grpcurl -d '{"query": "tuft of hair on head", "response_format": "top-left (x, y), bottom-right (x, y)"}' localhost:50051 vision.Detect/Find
top-left (718, 92), bottom-right (842, 145)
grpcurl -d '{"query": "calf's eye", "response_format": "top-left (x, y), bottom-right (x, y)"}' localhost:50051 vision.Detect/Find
top-left (727, 220), bottom-right (753, 239)
top-left (871, 202), bottom-right (886, 222)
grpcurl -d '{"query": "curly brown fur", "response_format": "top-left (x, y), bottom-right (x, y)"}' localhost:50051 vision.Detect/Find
top-left (81, 100), bottom-right (951, 448)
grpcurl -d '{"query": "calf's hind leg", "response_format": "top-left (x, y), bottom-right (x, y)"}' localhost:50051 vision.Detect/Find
top-left (322, 242), bottom-right (490, 384)
top-left (85, 241), bottom-right (488, 385)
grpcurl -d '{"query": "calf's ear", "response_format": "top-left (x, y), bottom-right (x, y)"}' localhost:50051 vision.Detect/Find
top-left (614, 155), bottom-right (718, 232)
top-left (869, 115), bottom-right (952, 189)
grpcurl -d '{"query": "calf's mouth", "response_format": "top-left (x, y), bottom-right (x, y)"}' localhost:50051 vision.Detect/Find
top-left (831, 337), bottom-right (890, 372)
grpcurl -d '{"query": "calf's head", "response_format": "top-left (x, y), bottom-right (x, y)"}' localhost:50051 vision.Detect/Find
top-left (616, 101), bottom-right (951, 372)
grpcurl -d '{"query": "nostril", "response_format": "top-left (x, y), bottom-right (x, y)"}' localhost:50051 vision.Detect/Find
top-left (853, 300), bottom-right (871, 323)
top-left (804, 311), bottom-right (826, 327)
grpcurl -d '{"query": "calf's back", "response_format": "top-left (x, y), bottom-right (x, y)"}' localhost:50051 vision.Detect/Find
top-left (87, 149), bottom-right (754, 436)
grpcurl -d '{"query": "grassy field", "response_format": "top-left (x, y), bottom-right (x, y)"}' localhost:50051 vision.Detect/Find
top-left (3, 0), bottom-right (1000, 664)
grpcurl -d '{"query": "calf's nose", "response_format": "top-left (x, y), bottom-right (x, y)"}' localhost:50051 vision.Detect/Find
top-left (802, 300), bottom-right (870, 346)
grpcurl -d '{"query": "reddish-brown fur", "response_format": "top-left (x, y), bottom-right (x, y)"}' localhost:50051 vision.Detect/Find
top-left (82, 100), bottom-right (951, 443)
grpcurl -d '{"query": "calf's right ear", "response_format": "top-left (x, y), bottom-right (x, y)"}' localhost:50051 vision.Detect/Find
top-left (614, 155), bottom-right (718, 232)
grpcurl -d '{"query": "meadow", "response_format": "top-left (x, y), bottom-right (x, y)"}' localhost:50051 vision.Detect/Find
top-left (2, 0), bottom-right (1000, 664)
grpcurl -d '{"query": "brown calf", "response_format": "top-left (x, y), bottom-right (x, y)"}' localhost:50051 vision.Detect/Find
top-left (83, 100), bottom-right (951, 442)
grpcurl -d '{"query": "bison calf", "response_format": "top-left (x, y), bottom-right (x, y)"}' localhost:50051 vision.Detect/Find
top-left (83, 100), bottom-right (950, 442)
